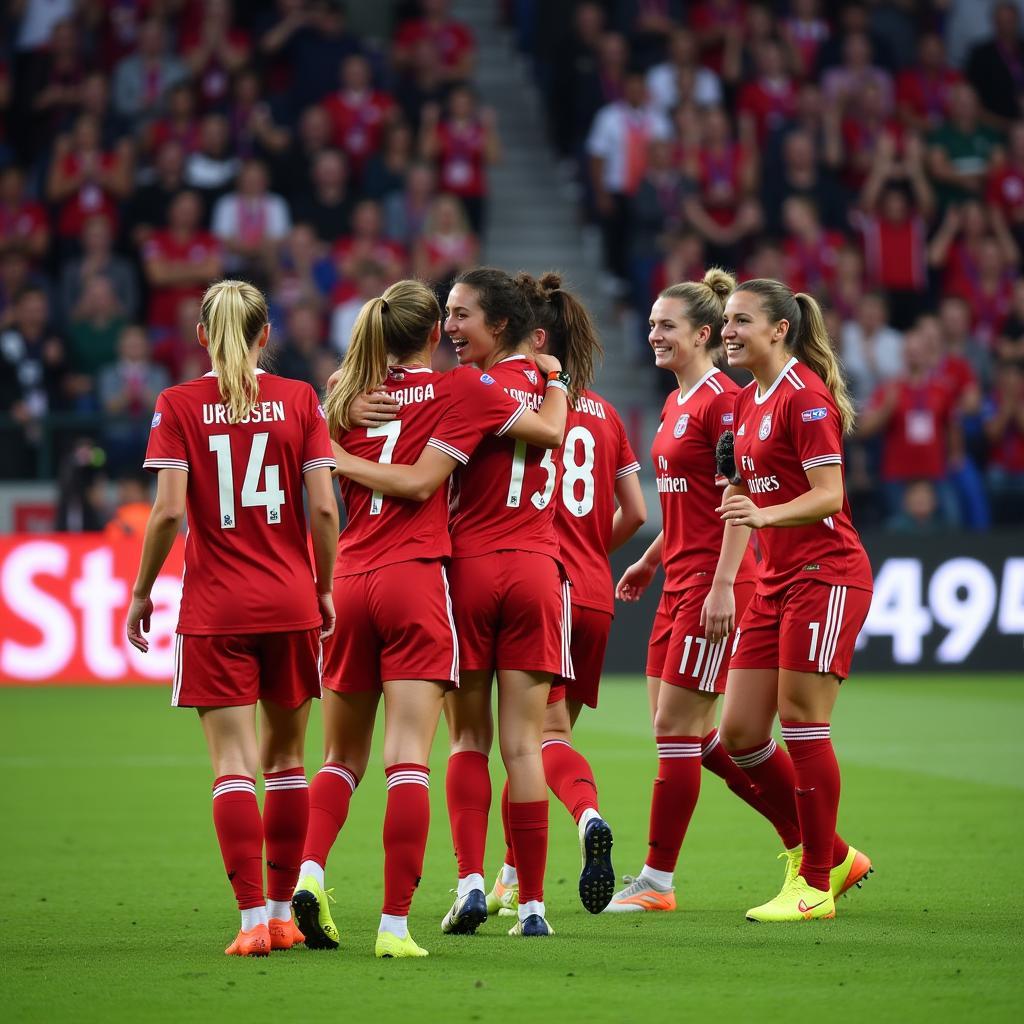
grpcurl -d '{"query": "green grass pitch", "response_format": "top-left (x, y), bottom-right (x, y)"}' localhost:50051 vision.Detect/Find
top-left (3, 675), bottom-right (1022, 1023)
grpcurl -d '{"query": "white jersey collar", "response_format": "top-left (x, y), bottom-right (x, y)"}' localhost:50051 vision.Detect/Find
top-left (754, 357), bottom-right (797, 405)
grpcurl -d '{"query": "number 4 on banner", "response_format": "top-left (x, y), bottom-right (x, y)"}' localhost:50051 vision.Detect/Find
top-left (862, 559), bottom-right (932, 664)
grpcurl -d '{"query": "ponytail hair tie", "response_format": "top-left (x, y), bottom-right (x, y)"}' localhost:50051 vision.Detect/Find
top-left (380, 297), bottom-right (390, 313)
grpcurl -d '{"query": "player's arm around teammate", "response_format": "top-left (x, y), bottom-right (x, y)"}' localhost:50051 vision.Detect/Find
top-left (716, 279), bottom-right (874, 923)
top-left (126, 280), bottom-right (338, 957)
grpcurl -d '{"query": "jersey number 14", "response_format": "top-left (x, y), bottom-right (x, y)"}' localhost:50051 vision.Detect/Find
top-left (208, 433), bottom-right (285, 528)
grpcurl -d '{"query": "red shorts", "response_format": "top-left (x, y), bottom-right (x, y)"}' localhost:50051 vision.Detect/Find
top-left (549, 605), bottom-right (612, 709)
top-left (730, 580), bottom-right (873, 680)
top-left (645, 580), bottom-right (756, 694)
top-left (322, 560), bottom-right (459, 693)
top-left (172, 629), bottom-right (322, 708)
top-left (448, 551), bottom-right (573, 677)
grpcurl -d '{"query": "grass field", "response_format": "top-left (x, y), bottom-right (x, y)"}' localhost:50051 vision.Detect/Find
top-left (3, 675), bottom-right (1023, 1023)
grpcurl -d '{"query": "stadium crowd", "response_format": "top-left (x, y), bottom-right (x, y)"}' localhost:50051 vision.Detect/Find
top-left (518, 0), bottom-right (1024, 528)
top-left (0, 0), bottom-right (492, 487)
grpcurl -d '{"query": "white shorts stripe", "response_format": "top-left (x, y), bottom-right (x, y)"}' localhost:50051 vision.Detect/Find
top-left (440, 566), bottom-right (460, 684)
top-left (560, 580), bottom-right (575, 679)
top-left (817, 586), bottom-right (847, 674)
top-left (698, 638), bottom-right (726, 692)
top-left (823, 586), bottom-right (847, 673)
top-left (171, 633), bottom-right (183, 707)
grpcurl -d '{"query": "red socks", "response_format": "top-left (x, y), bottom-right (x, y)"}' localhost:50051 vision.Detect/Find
top-left (501, 781), bottom-right (515, 868)
top-left (508, 800), bottom-right (548, 903)
top-left (211, 775), bottom-right (264, 910)
top-left (728, 738), bottom-right (803, 849)
top-left (645, 736), bottom-right (702, 873)
top-left (541, 739), bottom-right (599, 823)
top-left (701, 728), bottom-right (788, 832)
top-left (263, 768), bottom-right (308, 903)
top-left (302, 762), bottom-right (359, 869)
top-left (781, 721), bottom-right (841, 892)
top-left (382, 763), bottom-right (430, 915)
top-left (446, 751), bottom-right (491, 879)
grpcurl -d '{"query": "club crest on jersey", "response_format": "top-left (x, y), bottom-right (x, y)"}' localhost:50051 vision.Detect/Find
top-left (151, 412), bottom-right (162, 428)
top-left (801, 407), bottom-right (828, 422)
top-left (480, 373), bottom-right (496, 385)
top-left (523, 369), bottom-right (538, 385)
top-left (673, 413), bottom-right (690, 438)
top-left (758, 413), bottom-right (772, 441)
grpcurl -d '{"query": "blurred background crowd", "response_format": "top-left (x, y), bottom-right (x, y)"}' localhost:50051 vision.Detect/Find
top-left (0, 0), bottom-right (1021, 534)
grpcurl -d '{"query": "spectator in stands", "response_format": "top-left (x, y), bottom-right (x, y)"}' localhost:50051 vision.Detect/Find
top-left (152, 296), bottom-right (206, 383)
top-left (329, 259), bottom-right (388, 355)
top-left (887, 479), bottom-right (946, 532)
top-left (780, 195), bottom-right (845, 299)
top-left (66, 273), bottom-right (128, 379)
top-left (272, 301), bottom-right (326, 387)
top-left (0, 252), bottom-right (50, 330)
top-left (612, 0), bottom-right (683, 67)
top-left (830, 244), bottom-right (867, 323)
top-left (0, 165), bottom-right (49, 265)
top-left (394, 36), bottom-right (447, 133)
top-left (840, 291), bottom-right (904, 407)
top-left (291, 148), bottom-right (355, 244)
top-left (782, 0), bottom-right (831, 80)
top-left (762, 127), bottom-right (845, 235)
top-left (855, 132), bottom-right (933, 327)
top-left (995, 279), bottom-right (1024, 361)
top-left (984, 357), bottom-right (1024, 523)
top-left (394, 0), bottom-right (476, 85)
top-left (227, 67), bottom-right (290, 163)
top-left (271, 223), bottom-right (336, 322)
top-left (79, 72), bottom-right (128, 150)
top-left (737, 39), bottom-right (798, 151)
top-left (104, 474), bottom-right (153, 543)
top-left (142, 190), bottom-right (222, 332)
top-left (420, 85), bottom-right (499, 233)
top-left (413, 193), bottom-right (478, 290)
top-left (27, 17), bottom-right (86, 151)
top-left (896, 32), bottom-right (963, 134)
top-left (182, 0), bottom-right (251, 111)
top-left (689, 0), bottom-right (747, 78)
top-left (46, 113), bottom-right (133, 250)
top-left (97, 324), bottom-right (170, 474)
top-left (822, 30), bottom-right (893, 116)
top-left (332, 198), bottom-right (406, 282)
top-left (839, 78), bottom-right (904, 194)
top-left (146, 82), bottom-right (201, 159)
top-left (384, 161), bottom-right (436, 246)
top-left (275, 103), bottom-right (334, 196)
top-left (575, 32), bottom-right (631, 151)
top-left (112, 17), bottom-right (188, 124)
top-left (939, 294), bottom-right (993, 390)
top-left (986, 120), bottom-right (1024, 253)
top-left (54, 438), bottom-right (109, 529)
top-left (965, 2), bottom-right (1024, 126)
top-left (58, 213), bottom-right (137, 328)
top-left (125, 139), bottom-right (189, 245)
top-left (363, 121), bottom-right (415, 203)
top-left (646, 26), bottom-right (723, 115)
top-left (184, 112), bottom-right (239, 208)
top-left (211, 158), bottom-right (291, 277)
top-left (926, 83), bottom-right (1002, 209)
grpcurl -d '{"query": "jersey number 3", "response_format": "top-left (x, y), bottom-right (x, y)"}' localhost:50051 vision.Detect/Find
top-left (209, 433), bottom-right (285, 528)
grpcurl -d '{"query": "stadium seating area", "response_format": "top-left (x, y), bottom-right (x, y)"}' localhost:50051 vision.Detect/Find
top-left (515, 0), bottom-right (1024, 528)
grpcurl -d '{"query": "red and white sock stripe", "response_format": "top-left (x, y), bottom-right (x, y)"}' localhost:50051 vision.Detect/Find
top-left (212, 776), bottom-right (256, 800)
top-left (701, 729), bottom-right (721, 760)
top-left (541, 739), bottom-right (571, 752)
top-left (781, 723), bottom-right (831, 742)
top-left (319, 763), bottom-right (358, 792)
top-left (264, 770), bottom-right (308, 792)
top-left (730, 738), bottom-right (777, 769)
top-left (385, 767), bottom-right (429, 790)
top-left (816, 586), bottom-right (848, 674)
top-left (656, 739), bottom-right (702, 760)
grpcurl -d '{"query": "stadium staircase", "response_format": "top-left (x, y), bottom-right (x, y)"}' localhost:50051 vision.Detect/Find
top-left (455, 1), bottom-right (663, 490)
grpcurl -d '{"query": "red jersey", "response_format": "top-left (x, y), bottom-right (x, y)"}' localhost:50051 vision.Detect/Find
top-left (553, 389), bottom-right (640, 614)
top-left (0, 200), bottom-right (47, 253)
top-left (859, 213), bottom-right (928, 290)
top-left (143, 371), bottom-right (336, 635)
top-left (143, 229), bottom-right (221, 328)
top-left (987, 164), bottom-right (1024, 225)
top-left (437, 120), bottom-right (487, 198)
top-left (737, 77), bottom-right (798, 146)
top-left (652, 368), bottom-right (757, 592)
top-left (896, 67), bottom-right (962, 127)
top-left (321, 90), bottom-right (395, 172)
top-left (870, 377), bottom-right (955, 482)
top-left (334, 364), bottom-right (525, 576)
top-left (395, 18), bottom-right (474, 71)
top-left (733, 358), bottom-right (872, 597)
top-left (447, 355), bottom-right (562, 561)
top-left (783, 230), bottom-right (845, 296)
top-left (697, 144), bottom-right (746, 225)
top-left (55, 153), bottom-right (120, 238)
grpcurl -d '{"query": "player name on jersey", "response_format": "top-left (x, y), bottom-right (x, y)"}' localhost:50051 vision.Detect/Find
top-left (573, 395), bottom-right (608, 419)
top-left (391, 383), bottom-right (436, 406)
top-left (505, 387), bottom-right (543, 411)
top-left (202, 400), bottom-right (286, 425)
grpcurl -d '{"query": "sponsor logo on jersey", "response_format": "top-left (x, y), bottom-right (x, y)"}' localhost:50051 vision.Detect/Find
top-left (316, 404), bottom-right (326, 419)
top-left (480, 373), bottom-right (496, 385)
top-left (758, 413), bottom-right (772, 441)
top-left (673, 413), bottom-right (690, 438)
top-left (721, 412), bottom-right (734, 425)
top-left (737, 423), bottom-right (746, 436)
top-left (151, 412), bottom-right (162, 428)
top-left (801, 407), bottom-right (828, 422)
top-left (657, 455), bottom-right (669, 471)
top-left (523, 369), bottom-right (538, 385)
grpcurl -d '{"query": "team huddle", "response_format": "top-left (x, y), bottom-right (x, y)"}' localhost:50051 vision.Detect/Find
top-left (127, 265), bottom-right (874, 959)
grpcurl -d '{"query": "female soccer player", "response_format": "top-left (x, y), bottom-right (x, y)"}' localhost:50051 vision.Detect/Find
top-left (126, 279), bottom-right (339, 956)
top-left (331, 267), bottom-right (572, 938)
top-left (486, 272), bottom-right (647, 918)
top-left (291, 278), bottom-right (568, 958)
top-left (606, 269), bottom-right (773, 912)
top-left (717, 278), bottom-right (874, 922)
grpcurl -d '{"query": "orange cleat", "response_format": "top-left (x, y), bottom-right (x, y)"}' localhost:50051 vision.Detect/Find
top-left (269, 917), bottom-right (305, 950)
top-left (831, 846), bottom-right (873, 899)
top-left (603, 875), bottom-right (677, 913)
top-left (225, 923), bottom-right (271, 957)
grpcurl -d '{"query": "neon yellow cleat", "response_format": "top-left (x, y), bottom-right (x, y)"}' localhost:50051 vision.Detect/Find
top-left (780, 847), bottom-right (802, 889)
top-left (375, 930), bottom-right (429, 958)
top-left (830, 846), bottom-right (873, 899)
top-left (292, 875), bottom-right (340, 950)
top-left (746, 875), bottom-right (835, 923)
top-left (485, 874), bottom-right (519, 917)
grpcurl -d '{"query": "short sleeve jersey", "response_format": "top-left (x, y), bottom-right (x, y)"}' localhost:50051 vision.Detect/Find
top-left (447, 355), bottom-right (562, 561)
top-left (143, 371), bottom-right (336, 635)
top-left (554, 389), bottom-right (640, 614)
top-left (334, 364), bottom-right (525, 576)
top-left (651, 368), bottom-right (756, 592)
top-left (732, 357), bottom-right (872, 598)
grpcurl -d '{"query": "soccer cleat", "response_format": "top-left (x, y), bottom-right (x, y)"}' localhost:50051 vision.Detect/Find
top-left (291, 875), bottom-right (340, 950)
top-left (578, 816), bottom-right (616, 914)
top-left (268, 916), bottom-right (305, 950)
top-left (831, 845), bottom-right (873, 899)
top-left (440, 888), bottom-right (487, 935)
top-left (508, 914), bottom-right (554, 936)
top-left (485, 875), bottom-right (519, 917)
top-left (780, 847), bottom-right (802, 889)
top-left (603, 874), bottom-right (677, 913)
top-left (375, 930), bottom-right (429, 958)
top-left (746, 874), bottom-right (835, 922)
top-left (225, 923), bottom-right (270, 956)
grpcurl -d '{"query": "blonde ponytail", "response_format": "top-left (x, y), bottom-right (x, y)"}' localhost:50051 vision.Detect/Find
top-left (792, 293), bottom-right (856, 434)
top-left (200, 279), bottom-right (268, 424)
top-left (323, 278), bottom-right (440, 436)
